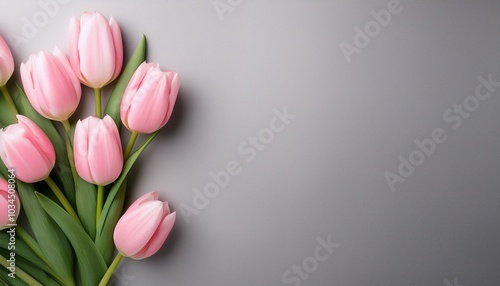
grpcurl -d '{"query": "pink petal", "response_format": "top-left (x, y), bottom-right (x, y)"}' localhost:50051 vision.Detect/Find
top-left (132, 211), bottom-right (176, 259)
top-left (78, 12), bottom-right (116, 88)
top-left (114, 201), bottom-right (164, 257)
top-left (0, 35), bottom-right (14, 86)
top-left (68, 16), bottom-right (83, 84)
top-left (125, 191), bottom-right (159, 213)
top-left (17, 116), bottom-right (55, 165)
top-left (163, 71), bottom-right (180, 126)
top-left (73, 119), bottom-right (94, 183)
top-left (109, 16), bottom-right (123, 82)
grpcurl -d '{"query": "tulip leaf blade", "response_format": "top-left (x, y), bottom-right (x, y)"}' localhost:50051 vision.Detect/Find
top-left (13, 83), bottom-right (76, 208)
top-left (36, 192), bottom-right (107, 286)
top-left (95, 131), bottom-right (158, 263)
top-left (0, 248), bottom-right (59, 286)
top-left (16, 181), bottom-right (75, 286)
top-left (75, 175), bottom-right (97, 239)
top-left (0, 85), bottom-right (16, 126)
top-left (0, 267), bottom-right (28, 286)
top-left (0, 231), bottom-right (63, 284)
top-left (105, 35), bottom-right (147, 128)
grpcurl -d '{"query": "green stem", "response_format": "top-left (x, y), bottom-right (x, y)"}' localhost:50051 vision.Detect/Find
top-left (62, 120), bottom-right (78, 184)
top-left (44, 176), bottom-right (82, 227)
top-left (96, 185), bottom-right (104, 230)
top-left (98, 253), bottom-right (123, 286)
top-left (16, 226), bottom-right (66, 285)
top-left (123, 131), bottom-right (139, 161)
top-left (0, 85), bottom-right (18, 122)
top-left (94, 87), bottom-right (102, 118)
top-left (0, 253), bottom-right (43, 286)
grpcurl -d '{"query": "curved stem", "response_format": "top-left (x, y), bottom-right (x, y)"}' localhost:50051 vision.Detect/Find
top-left (98, 253), bottom-right (123, 286)
top-left (123, 131), bottom-right (139, 161)
top-left (16, 226), bottom-right (66, 285)
top-left (0, 85), bottom-right (18, 122)
top-left (44, 176), bottom-right (82, 227)
top-left (96, 185), bottom-right (104, 229)
top-left (0, 253), bottom-right (43, 286)
top-left (94, 87), bottom-right (102, 118)
top-left (62, 120), bottom-right (78, 184)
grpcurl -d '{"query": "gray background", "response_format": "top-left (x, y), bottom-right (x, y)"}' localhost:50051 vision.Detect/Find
top-left (1, 0), bottom-right (500, 285)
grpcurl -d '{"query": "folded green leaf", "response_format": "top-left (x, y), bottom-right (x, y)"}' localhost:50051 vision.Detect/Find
top-left (36, 192), bottom-right (107, 286)
top-left (105, 35), bottom-right (147, 127)
top-left (13, 84), bottom-right (76, 208)
top-left (16, 181), bottom-right (75, 286)
top-left (95, 131), bottom-right (158, 264)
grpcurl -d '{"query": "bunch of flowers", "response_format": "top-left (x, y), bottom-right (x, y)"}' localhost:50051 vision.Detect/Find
top-left (0, 11), bottom-right (179, 286)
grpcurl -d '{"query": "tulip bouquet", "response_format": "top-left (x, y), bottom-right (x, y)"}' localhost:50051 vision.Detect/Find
top-left (0, 11), bottom-right (179, 286)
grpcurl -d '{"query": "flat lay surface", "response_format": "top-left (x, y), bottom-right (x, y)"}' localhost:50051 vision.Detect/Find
top-left (1, 0), bottom-right (499, 285)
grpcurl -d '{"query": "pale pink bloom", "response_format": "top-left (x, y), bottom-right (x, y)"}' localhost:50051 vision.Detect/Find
top-left (0, 178), bottom-right (21, 230)
top-left (73, 115), bottom-right (123, 186)
top-left (0, 115), bottom-right (56, 183)
top-left (120, 62), bottom-right (179, 134)
top-left (21, 48), bottom-right (82, 121)
top-left (68, 11), bottom-right (123, 88)
top-left (0, 35), bottom-right (14, 86)
top-left (114, 191), bottom-right (176, 259)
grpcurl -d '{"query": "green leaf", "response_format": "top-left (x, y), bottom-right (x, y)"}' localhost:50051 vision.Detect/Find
top-left (16, 181), bottom-right (75, 286)
top-left (105, 35), bottom-right (147, 127)
top-left (75, 176), bottom-right (97, 239)
top-left (0, 249), bottom-right (58, 286)
top-left (0, 266), bottom-right (28, 286)
top-left (36, 192), bottom-right (107, 286)
top-left (0, 85), bottom-right (16, 126)
top-left (13, 84), bottom-right (76, 208)
top-left (95, 131), bottom-right (158, 264)
top-left (0, 231), bottom-right (55, 281)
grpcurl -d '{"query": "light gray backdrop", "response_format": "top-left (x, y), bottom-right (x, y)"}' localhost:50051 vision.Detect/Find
top-left (1, 0), bottom-right (499, 285)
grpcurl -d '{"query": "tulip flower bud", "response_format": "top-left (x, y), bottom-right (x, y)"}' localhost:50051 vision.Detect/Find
top-left (114, 192), bottom-right (176, 260)
top-left (68, 11), bottom-right (123, 88)
top-left (0, 178), bottom-right (20, 230)
top-left (0, 115), bottom-right (56, 183)
top-left (0, 35), bottom-right (14, 87)
top-left (74, 115), bottom-right (123, 186)
top-left (20, 48), bottom-right (82, 121)
top-left (120, 62), bottom-right (179, 134)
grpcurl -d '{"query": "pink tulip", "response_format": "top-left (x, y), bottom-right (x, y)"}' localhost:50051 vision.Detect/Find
top-left (20, 48), bottom-right (82, 121)
top-left (0, 115), bottom-right (56, 183)
top-left (0, 35), bottom-right (14, 87)
top-left (73, 115), bottom-right (123, 186)
top-left (0, 178), bottom-right (20, 230)
top-left (68, 11), bottom-right (123, 88)
top-left (114, 191), bottom-right (176, 259)
top-left (120, 62), bottom-right (179, 134)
